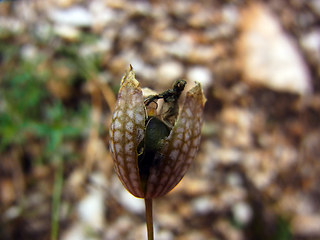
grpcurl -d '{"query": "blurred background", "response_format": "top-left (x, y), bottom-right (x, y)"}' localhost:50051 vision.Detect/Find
top-left (0, 0), bottom-right (320, 239)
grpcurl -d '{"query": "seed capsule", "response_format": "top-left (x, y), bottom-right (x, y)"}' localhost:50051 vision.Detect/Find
top-left (109, 66), bottom-right (206, 198)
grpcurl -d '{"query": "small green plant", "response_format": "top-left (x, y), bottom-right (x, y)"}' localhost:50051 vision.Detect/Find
top-left (109, 66), bottom-right (206, 239)
top-left (0, 36), bottom-right (91, 240)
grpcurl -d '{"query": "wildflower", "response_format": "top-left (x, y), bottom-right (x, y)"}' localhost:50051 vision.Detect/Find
top-left (109, 66), bottom-right (206, 199)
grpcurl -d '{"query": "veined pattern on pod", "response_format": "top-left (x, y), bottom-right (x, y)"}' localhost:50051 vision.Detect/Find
top-left (109, 66), bottom-right (206, 199)
top-left (109, 69), bottom-right (145, 198)
top-left (145, 84), bottom-right (204, 198)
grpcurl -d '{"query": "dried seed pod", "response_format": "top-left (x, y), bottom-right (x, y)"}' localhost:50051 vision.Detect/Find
top-left (109, 66), bottom-right (206, 199)
top-left (109, 67), bottom-right (145, 198)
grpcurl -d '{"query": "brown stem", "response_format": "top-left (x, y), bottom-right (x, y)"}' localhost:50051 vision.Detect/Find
top-left (145, 198), bottom-right (154, 240)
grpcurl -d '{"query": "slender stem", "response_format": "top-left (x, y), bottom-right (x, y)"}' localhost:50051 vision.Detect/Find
top-left (144, 198), bottom-right (154, 240)
top-left (51, 160), bottom-right (64, 240)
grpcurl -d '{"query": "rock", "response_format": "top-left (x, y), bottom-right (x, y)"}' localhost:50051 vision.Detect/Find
top-left (49, 6), bottom-right (93, 27)
top-left (34, 22), bottom-right (52, 41)
top-left (188, 45), bottom-right (218, 63)
top-left (118, 189), bottom-right (144, 214)
top-left (90, 2), bottom-right (119, 30)
top-left (0, 17), bottom-right (24, 36)
top-left (152, 27), bottom-right (179, 43)
top-left (62, 223), bottom-right (87, 240)
top-left (104, 215), bottom-right (133, 240)
top-left (20, 44), bottom-right (38, 60)
top-left (130, 59), bottom-right (156, 82)
top-left (205, 24), bottom-right (235, 41)
top-left (79, 39), bottom-right (112, 57)
top-left (177, 177), bottom-right (213, 196)
top-left (214, 220), bottom-right (244, 240)
top-left (3, 206), bottom-right (21, 221)
top-left (165, 34), bottom-right (194, 59)
top-left (188, 9), bottom-right (212, 28)
top-left (145, 40), bottom-right (168, 61)
top-left (110, 176), bottom-right (144, 214)
top-left (199, 141), bottom-right (219, 176)
top-left (226, 172), bottom-right (243, 187)
top-left (292, 214), bottom-right (320, 236)
top-left (131, 223), bottom-right (153, 240)
top-left (232, 201), bottom-right (252, 225)
top-left (157, 61), bottom-right (184, 86)
top-left (77, 188), bottom-right (105, 231)
top-left (120, 24), bottom-right (142, 42)
top-left (222, 5), bottom-right (239, 26)
top-left (53, 24), bottom-right (80, 41)
top-left (237, 3), bottom-right (312, 95)
top-left (191, 196), bottom-right (214, 215)
top-left (129, 1), bottom-right (153, 16)
top-left (157, 230), bottom-right (174, 240)
top-left (216, 147), bottom-right (243, 165)
top-left (157, 212), bottom-right (183, 231)
top-left (187, 66), bottom-right (212, 90)
top-left (301, 29), bottom-right (320, 63)
top-left (220, 107), bottom-right (254, 148)
top-left (219, 188), bottom-right (246, 208)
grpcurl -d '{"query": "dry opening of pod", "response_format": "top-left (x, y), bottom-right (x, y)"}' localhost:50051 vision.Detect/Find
top-left (109, 66), bottom-right (206, 239)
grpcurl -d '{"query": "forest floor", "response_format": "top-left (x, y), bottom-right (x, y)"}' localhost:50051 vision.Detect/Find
top-left (0, 0), bottom-right (320, 240)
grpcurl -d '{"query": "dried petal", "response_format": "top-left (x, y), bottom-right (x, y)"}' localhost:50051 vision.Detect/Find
top-left (145, 82), bottom-right (206, 198)
top-left (109, 67), bottom-right (146, 198)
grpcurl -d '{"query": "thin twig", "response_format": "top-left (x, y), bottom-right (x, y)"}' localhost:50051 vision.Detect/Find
top-left (51, 161), bottom-right (64, 240)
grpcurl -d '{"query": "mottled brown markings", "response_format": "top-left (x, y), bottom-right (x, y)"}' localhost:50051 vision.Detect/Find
top-left (110, 83), bottom-right (145, 198)
top-left (145, 84), bottom-right (204, 198)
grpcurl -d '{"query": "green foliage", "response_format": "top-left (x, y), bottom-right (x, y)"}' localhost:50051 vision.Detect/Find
top-left (0, 40), bottom-right (90, 164)
top-left (274, 216), bottom-right (292, 240)
top-left (1, 60), bottom-right (47, 148)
